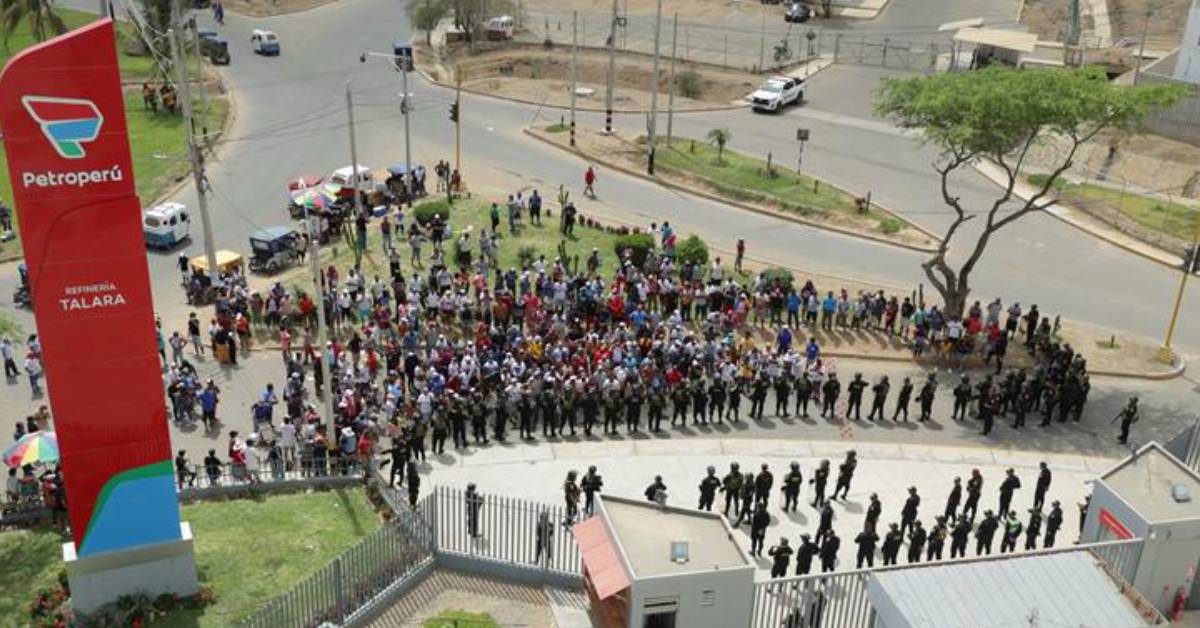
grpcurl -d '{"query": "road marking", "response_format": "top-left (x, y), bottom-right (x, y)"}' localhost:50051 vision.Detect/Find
top-left (793, 108), bottom-right (913, 139)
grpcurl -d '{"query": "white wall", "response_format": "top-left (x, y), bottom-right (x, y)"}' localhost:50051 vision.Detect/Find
top-left (1135, 519), bottom-right (1200, 613)
top-left (628, 566), bottom-right (755, 628)
top-left (1081, 481), bottom-right (1150, 543)
top-left (1175, 0), bottom-right (1200, 84)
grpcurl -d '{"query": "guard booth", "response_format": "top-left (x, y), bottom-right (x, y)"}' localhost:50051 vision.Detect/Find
top-left (574, 495), bottom-right (754, 628)
top-left (1082, 443), bottom-right (1200, 614)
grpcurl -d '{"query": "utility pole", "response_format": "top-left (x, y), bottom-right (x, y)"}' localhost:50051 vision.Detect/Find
top-left (169, 4), bottom-right (217, 282)
top-left (1132, 5), bottom-right (1154, 84)
top-left (191, 18), bottom-right (207, 138)
top-left (401, 65), bottom-right (414, 208)
top-left (303, 204), bottom-right (335, 426)
top-left (605, 0), bottom-right (618, 133)
top-left (666, 11), bottom-right (678, 146)
top-left (345, 83), bottom-right (364, 222)
top-left (647, 0), bottom-right (662, 175)
top-left (1158, 216), bottom-right (1200, 363)
top-left (570, 10), bottom-right (578, 147)
top-left (759, 7), bottom-right (766, 72)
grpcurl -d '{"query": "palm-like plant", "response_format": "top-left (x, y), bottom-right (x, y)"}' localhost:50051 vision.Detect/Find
top-left (706, 128), bottom-right (731, 164)
top-left (1, 0), bottom-right (68, 51)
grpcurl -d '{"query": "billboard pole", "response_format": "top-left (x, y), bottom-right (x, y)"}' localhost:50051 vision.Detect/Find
top-left (170, 2), bottom-right (217, 281)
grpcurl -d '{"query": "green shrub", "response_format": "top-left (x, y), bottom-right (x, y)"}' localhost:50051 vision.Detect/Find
top-left (614, 232), bottom-right (655, 267)
top-left (677, 70), bottom-right (703, 99)
top-left (879, 217), bottom-right (903, 235)
top-left (413, 199), bottom-right (451, 225)
top-left (675, 234), bottom-right (709, 267)
top-left (760, 267), bottom-right (795, 291)
top-left (517, 245), bottom-right (538, 269)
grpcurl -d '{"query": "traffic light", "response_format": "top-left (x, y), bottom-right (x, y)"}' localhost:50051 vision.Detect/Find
top-left (448, 101), bottom-right (459, 123)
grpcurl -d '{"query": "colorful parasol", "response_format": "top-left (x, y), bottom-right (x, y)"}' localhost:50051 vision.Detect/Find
top-left (290, 183), bottom-right (342, 210)
top-left (2, 431), bottom-right (59, 468)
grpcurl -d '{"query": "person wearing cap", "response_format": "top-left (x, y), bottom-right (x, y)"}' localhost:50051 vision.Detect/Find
top-left (950, 515), bottom-right (972, 558)
top-left (1025, 507), bottom-right (1043, 550)
top-left (1044, 500), bottom-right (1064, 548)
top-left (865, 493), bottom-right (882, 533)
top-left (881, 522), bottom-right (903, 565)
top-left (975, 509), bottom-right (999, 555)
top-left (963, 469), bottom-right (983, 523)
top-left (900, 486), bottom-right (920, 538)
top-left (999, 511), bottom-right (1023, 554)
top-left (1033, 461), bottom-right (1052, 510)
top-left (926, 516), bottom-right (948, 561)
top-left (997, 468), bottom-right (1021, 520)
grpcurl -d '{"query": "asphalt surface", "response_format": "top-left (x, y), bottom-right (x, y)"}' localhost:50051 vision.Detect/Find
top-left (1, 0), bottom-right (1198, 438)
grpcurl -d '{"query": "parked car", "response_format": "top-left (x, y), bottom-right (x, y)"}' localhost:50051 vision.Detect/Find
top-left (748, 76), bottom-right (805, 112)
top-left (785, 2), bottom-right (811, 22)
top-left (486, 15), bottom-right (514, 40)
top-left (329, 164), bottom-right (374, 203)
top-left (143, 202), bottom-right (191, 249)
top-left (251, 29), bottom-right (281, 55)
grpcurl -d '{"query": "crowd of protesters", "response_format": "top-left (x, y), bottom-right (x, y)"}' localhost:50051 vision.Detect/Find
top-left (151, 191), bottom-right (1116, 500)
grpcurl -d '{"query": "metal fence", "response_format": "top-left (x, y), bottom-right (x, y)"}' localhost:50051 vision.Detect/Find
top-left (427, 485), bottom-right (584, 575)
top-left (175, 457), bottom-right (368, 491)
top-left (1136, 71), bottom-right (1200, 147)
top-left (748, 538), bottom-right (1146, 628)
top-left (236, 519), bottom-right (433, 628)
top-left (1163, 417), bottom-right (1200, 473)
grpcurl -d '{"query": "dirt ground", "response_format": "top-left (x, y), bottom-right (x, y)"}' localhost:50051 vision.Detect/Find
top-left (1027, 129), bottom-right (1200, 199)
top-left (222, 0), bottom-right (335, 17)
top-left (448, 44), bottom-right (760, 111)
top-left (1022, 0), bottom-right (1187, 49)
top-left (524, 0), bottom-right (754, 20)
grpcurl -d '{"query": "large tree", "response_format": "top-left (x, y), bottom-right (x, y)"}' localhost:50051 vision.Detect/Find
top-left (0, 0), bottom-right (66, 50)
top-left (407, 0), bottom-right (449, 46)
top-left (874, 66), bottom-right (1184, 318)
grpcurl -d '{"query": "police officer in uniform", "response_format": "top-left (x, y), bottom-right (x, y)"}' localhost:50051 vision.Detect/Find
top-left (781, 461), bottom-right (803, 512)
top-left (893, 376), bottom-right (913, 422)
top-left (795, 373), bottom-right (813, 418)
top-left (820, 373), bottom-right (840, 418)
top-left (816, 500), bottom-right (835, 543)
top-left (881, 523), bottom-right (903, 566)
top-left (950, 516), bottom-right (972, 558)
top-left (1000, 512), bottom-right (1023, 554)
top-left (944, 477), bottom-right (962, 521)
top-left (466, 483), bottom-right (484, 538)
top-left (1116, 396), bottom-right (1140, 444)
top-left (698, 466), bottom-right (721, 511)
top-left (952, 376), bottom-right (972, 421)
top-left (563, 470), bottom-right (581, 523)
top-left (581, 465), bottom-right (603, 515)
top-left (832, 450), bottom-right (857, 500)
top-left (917, 373), bottom-right (937, 422)
top-left (906, 520), bottom-right (927, 564)
top-left (735, 472), bottom-right (755, 526)
top-left (750, 503), bottom-right (770, 556)
top-left (865, 493), bottom-right (882, 532)
top-left (722, 462), bottom-right (743, 517)
top-left (774, 373), bottom-right (792, 417)
top-left (810, 459), bottom-right (830, 507)
top-left (795, 534), bottom-right (818, 575)
top-left (867, 375), bottom-right (889, 421)
top-left (1033, 462), bottom-right (1052, 510)
top-left (927, 516), bottom-right (947, 561)
top-left (846, 373), bottom-right (867, 420)
top-left (1044, 500), bottom-right (1064, 548)
top-left (900, 486), bottom-right (920, 537)
top-left (975, 510), bottom-right (999, 556)
top-left (768, 537), bottom-right (793, 577)
top-left (998, 468), bottom-right (1022, 520)
top-left (963, 469), bottom-right (983, 523)
top-left (855, 525), bottom-right (879, 568)
top-left (1025, 507), bottom-right (1042, 550)
top-left (819, 531), bottom-right (840, 573)
top-left (755, 463), bottom-right (774, 508)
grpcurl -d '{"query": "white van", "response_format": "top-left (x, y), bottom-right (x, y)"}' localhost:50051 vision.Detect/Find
top-left (143, 202), bottom-right (191, 249)
top-left (329, 164), bottom-right (374, 193)
top-left (486, 15), bottom-right (514, 40)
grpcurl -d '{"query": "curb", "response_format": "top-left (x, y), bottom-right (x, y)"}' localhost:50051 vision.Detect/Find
top-left (970, 161), bottom-right (1184, 271)
top-left (224, 0), bottom-right (340, 18)
top-left (522, 127), bottom-right (942, 254)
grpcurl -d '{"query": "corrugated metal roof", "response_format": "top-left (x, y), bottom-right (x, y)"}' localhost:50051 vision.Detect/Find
top-left (868, 551), bottom-right (1151, 628)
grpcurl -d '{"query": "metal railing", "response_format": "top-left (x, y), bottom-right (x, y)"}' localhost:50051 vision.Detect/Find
top-left (748, 538), bottom-right (1147, 628)
top-left (174, 456), bottom-right (368, 490)
top-left (236, 520), bottom-right (432, 628)
top-left (427, 485), bottom-right (584, 576)
top-left (1163, 417), bottom-right (1200, 472)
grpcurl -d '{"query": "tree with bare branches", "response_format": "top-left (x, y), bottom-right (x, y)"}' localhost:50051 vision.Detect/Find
top-left (874, 66), bottom-right (1184, 318)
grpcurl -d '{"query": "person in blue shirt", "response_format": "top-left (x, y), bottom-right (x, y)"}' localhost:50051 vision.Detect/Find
top-left (805, 338), bottom-right (821, 365)
top-left (787, 290), bottom-right (801, 328)
top-left (199, 382), bottom-right (220, 431)
top-left (821, 292), bottom-right (838, 331)
top-left (776, 327), bottom-right (793, 356)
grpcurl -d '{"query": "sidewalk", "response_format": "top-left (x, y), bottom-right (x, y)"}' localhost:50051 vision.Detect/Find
top-left (972, 159), bottom-right (1185, 269)
top-left (420, 436), bottom-right (1106, 580)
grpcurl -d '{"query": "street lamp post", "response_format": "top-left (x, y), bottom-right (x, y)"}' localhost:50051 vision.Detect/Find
top-left (360, 50), bottom-right (414, 206)
top-left (1158, 215), bottom-right (1200, 363)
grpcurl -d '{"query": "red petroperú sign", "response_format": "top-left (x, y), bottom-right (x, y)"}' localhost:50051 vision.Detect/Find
top-left (0, 19), bottom-right (181, 556)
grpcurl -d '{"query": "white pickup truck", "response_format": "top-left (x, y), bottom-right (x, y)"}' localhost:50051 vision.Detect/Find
top-left (749, 76), bottom-right (805, 112)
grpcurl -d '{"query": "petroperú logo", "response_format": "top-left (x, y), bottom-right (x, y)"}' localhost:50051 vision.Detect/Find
top-left (22, 95), bottom-right (103, 159)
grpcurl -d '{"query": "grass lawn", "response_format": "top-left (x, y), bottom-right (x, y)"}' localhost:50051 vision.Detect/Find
top-left (314, 196), bottom-right (628, 281)
top-left (0, 489), bottom-right (380, 626)
top-left (423, 610), bottom-right (501, 627)
top-left (0, 9), bottom-right (222, 262)
top-left (1030, 174), bottom-right (1199, 239)
top-left (653, 139), bottom-right (907, 235)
